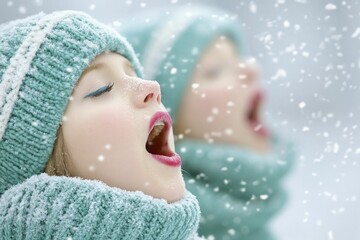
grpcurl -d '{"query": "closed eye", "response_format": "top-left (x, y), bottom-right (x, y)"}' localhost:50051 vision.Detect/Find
top-left (85, 82), bottom-right (114, 98)
top-left (203, 65), bottom-right (225, 80)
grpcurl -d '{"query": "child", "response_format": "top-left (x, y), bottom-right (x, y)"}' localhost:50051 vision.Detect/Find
top-left (0, 11), bottom-right (201, 239)
top-left (122, 6), bottom-right (296, 240)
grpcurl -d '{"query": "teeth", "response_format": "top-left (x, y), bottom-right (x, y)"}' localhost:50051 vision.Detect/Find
top-left (148, 121), bottom-right (165, 142)
top-left (154, 121), bottom-right (165, 127)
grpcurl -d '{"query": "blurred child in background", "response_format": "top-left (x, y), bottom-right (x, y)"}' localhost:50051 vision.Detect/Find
top-left (122, 5), bottom-right (296, 240)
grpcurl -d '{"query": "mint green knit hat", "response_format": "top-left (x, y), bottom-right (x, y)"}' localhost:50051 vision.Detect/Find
top-left (0, 11), bottom-right (143, 195)
top-left (121, 5), bottom-right (243, 121)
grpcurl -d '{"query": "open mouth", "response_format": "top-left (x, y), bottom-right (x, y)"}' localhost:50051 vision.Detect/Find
top-left (146, 112), bottom-right (181, 167)
top-left (246, 91), bottom-right (269, 138)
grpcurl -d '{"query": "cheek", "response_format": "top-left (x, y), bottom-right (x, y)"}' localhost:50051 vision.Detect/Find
top-left (203, 85), bottom-right (252, 116)
top-left (190, 86), bottom-right (239, 119)
top-left (182, 85), bottom-right (251, 135)
top-left (63, 104), bottom-right (137, 170)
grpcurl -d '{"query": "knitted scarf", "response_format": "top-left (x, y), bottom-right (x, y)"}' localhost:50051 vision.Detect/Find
top-left (176, 135), bottom-right (296, 240)
top-left (0, 174), bottom-right (201, 240)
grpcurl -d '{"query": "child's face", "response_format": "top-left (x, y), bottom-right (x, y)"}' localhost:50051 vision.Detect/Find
top-left (176, 37), bottom-right (270, 153)
top-left (62, 52), bottom-right (185, 203)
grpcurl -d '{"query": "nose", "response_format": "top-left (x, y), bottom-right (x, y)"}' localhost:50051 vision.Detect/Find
top-left (132, 78), bottom-right (161, 108)
top-left (238, 58), bottom-right (260, 86)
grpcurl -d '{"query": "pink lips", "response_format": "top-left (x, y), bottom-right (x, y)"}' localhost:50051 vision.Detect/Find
top-left (148, 112), bottom-right (181, 167)
top-left (247, 91), bottom-right (269, 138)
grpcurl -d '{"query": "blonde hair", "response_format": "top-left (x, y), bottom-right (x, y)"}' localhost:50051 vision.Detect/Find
top-left (44, 127), bottom-right (71, 176)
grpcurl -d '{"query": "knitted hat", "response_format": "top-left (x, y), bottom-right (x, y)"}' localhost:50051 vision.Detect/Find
top-left (121, 5), bottom-right (244, 121)
top-left (0, 11), bottom-right (143, 195)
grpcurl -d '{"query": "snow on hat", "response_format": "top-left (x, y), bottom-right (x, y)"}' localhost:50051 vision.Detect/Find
top-left (121, 5), bottom-right (244, 121)
top-left (0, 11), bottom-right (143, 195)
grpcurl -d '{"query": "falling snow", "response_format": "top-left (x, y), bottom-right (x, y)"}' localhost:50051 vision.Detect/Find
top-left (283, 20), bottom-right (290, 28)
top-left (191, 83), bottom-right (200, 90)
top-left (249, 2), bottom-right (257, 13)
top-left (170, 67), bottom-right (177, 74)
top-left (89, 4), bottom-right (96, 10)
top-left (271, 69), bottom-right (287, 80)
top-left (325, 3), bottom-right (337, 10)
top-left (351, 28), bottom-right (360, 39)
top-left (35, 0), bottom-right (43, 6)
top-left (260, 194), bottom-right (269, 200)
top-left (228, 229), bottom-right (236, 236)
top-left (298, 101), bottom-right (306, 109)
top-left (1, 1), bottom-right (358, 239)
top-left (18, 6), bottom-right (26, 14)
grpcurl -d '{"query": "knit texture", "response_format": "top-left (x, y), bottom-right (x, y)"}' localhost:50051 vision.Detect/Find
top-left (121, 6), bottom-right (243, 121)
top-left (0, 173), bottom-right (200, 240)
top-left (0, 11), bottom-right (142, 195)
top-left (177, 135), bottom-right (296, 240)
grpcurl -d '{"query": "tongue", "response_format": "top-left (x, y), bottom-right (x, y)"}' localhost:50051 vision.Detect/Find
top-left (146, 136), bottom-right (164, 155)
top-left (250, 120), bottom-right (269, 138)
top-left (146, 132), bottom-right (174, 157)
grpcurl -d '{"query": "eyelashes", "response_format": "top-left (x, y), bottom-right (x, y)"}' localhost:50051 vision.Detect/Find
top-left (203, 66), bottom-right (224, 79)
top-left (85, 82), bottom-right (115, 98)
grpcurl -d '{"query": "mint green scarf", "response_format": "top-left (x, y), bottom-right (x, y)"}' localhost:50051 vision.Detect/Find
top-left (0, 174), bottom-right (201, 240)
top-left (177, 135), bottom-right (296, 240)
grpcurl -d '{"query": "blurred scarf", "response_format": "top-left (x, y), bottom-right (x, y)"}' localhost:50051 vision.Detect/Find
top-left (177, 135), bottom-right (296, 240)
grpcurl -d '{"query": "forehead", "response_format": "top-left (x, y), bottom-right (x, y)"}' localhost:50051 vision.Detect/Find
top-left (75, 52), bottom-right (134, 89)
top-left (89, 52), bottom-right (133, 69)
top-left (199, 36), bottom-right (238, 64)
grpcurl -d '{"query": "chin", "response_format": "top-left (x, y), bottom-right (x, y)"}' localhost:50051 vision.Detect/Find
top-left (167, 177), bottom-right (186, 203)
top-left (140, 173), bottom-right (186, 203)
top-left (245, 135), bottom-right (271, 154)
top-left (223, 127), bottom-right (271, 153)
top-left (165, 190), bottom-right (186, 203)
top-left (162, 177), bottom-right (186, 203)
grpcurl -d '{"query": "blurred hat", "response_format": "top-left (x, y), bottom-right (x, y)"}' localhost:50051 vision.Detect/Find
top-left (121, 5), bottom-right (244, 121)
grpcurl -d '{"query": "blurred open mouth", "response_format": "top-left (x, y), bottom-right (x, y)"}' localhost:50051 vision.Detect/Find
top-left (246, 91), bottom-right (269, 138)
top-left (146, 112), bottom-right (181, 167)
